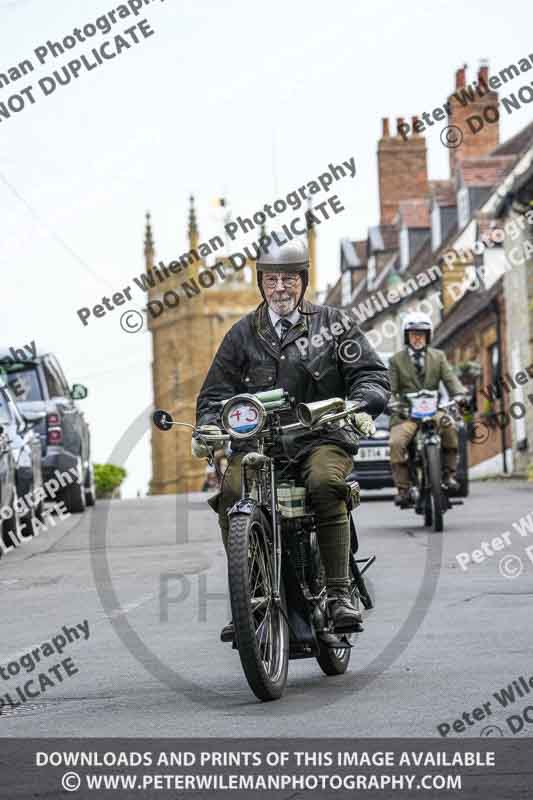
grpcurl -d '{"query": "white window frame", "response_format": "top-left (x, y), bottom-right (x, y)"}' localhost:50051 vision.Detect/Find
top-left (431, 204), bottom-right (442, 251)
top-left (457, 187), bottom-right (470, 229)
top-left (341, 271), bottom-right (352, 306)
top-left (367, 255), bottom-right (376, 289)
top-left (400, 228), bottom-right (409, 270)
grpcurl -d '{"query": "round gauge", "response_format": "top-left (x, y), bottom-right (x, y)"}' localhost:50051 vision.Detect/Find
top-left (221, 395), bottom-right (266, 439)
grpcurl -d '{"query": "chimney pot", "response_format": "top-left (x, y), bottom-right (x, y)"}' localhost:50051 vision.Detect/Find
top-left (382, 117), bottom-right (390, 137)
top-left (412, 115), bottom-right (419, 133)
top-left (478, 62), bottom-right (489, 84)
top-left (396, 117), bottom-right (405, 135)
top-left (456, 65), bottom-right (466, 88)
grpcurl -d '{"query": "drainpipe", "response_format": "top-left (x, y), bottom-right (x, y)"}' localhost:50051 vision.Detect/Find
top-left (491, 297), bottom-right (508, 473)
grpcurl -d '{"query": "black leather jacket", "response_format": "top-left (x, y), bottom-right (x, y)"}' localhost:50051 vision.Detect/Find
top-left (196, 300), bottom-right (390, 458)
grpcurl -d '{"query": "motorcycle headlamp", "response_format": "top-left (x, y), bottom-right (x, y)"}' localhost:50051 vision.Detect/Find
top-left (221, 394), bottom-right (267, 439)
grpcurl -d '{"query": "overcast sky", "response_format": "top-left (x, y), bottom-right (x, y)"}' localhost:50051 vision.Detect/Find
top-left (1, 0), bottom-right (532, 496)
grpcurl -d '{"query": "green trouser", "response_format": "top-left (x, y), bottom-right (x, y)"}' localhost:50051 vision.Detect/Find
top-left (209, 444), bottom-right (353, 593)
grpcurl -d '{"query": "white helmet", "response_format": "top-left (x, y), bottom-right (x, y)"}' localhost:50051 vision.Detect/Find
top-left (402, 311), bottom-right (432, 345)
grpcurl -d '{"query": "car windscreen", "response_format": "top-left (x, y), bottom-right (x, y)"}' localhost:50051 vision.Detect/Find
top-left (4, 364), bottom-right (44, 402)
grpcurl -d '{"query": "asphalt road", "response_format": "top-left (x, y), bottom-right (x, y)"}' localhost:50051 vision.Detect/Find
top-left (1, 480), bottom-right (532, 738)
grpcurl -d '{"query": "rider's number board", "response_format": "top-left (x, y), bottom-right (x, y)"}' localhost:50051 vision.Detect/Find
top-left (228, 402), bottom-right (259, 434)
top-left (410, 395), bottom-right (438, 419)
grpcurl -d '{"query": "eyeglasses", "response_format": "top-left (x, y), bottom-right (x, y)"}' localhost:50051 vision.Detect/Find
top-left (263, 275), bottom-right (301, 289)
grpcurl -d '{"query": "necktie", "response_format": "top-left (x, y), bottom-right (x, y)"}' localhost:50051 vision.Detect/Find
top-left (413, 351), bottom-right (424, 377)
top-left (278, 318), bottom-right (292, 340)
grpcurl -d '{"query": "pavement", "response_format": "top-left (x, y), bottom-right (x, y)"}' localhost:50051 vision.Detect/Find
top-left (1, 480), bottom-right (532, 738)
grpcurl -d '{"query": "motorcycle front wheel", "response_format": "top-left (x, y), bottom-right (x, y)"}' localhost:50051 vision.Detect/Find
top-left (426, 445), bottom-right (444, 532)
top-left (227, 507), bottom-right (289, 701)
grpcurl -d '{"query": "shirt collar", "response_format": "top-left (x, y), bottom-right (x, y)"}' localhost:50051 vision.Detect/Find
top-left (268, 306), bottom-right (301, 329)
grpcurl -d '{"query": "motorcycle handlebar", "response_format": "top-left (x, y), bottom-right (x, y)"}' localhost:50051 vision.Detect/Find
top-left (193, 400), bottom-right (367, 439)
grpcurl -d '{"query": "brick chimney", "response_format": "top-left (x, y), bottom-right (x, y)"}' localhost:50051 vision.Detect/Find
top-left (447, 61), bottom-right (500, 176)
top-left (377, 117), bottom-right (429, 226)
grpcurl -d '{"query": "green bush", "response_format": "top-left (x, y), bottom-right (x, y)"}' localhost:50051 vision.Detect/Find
top-left (94, 463), bottom-right (127, 498)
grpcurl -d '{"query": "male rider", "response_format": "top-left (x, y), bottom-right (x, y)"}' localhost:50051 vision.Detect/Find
top-left (389, 311), bottom-right (466, 507)
top-left (192, 238), bottom-right (390, 640)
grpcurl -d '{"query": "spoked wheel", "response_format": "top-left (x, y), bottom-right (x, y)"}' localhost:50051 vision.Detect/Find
top-left (315, 519), bottom-right (361, 677)
top-left (423, 486), bottom-right (432, 527)
top-left (227, 507), bottom-right (288, 701)
top-left (316, 625), bottom-right (352, 676)
top-left (426, 445), bottom-right (444, 533)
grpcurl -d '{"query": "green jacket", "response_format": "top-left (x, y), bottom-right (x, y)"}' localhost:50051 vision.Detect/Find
top-left (389, 347), bottom-right (464, 426)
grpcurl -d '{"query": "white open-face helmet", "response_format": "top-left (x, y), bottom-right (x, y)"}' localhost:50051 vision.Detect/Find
top-left (402, 311), bottom-right (432, 346)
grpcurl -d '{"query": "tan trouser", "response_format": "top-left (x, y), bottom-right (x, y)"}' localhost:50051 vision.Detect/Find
top-left (208, 445), bottom-right (353, 588)
top-left (390, 413), bottom-right (458, 489)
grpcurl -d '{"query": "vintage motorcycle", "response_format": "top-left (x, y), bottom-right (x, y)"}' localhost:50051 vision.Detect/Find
top-left (153, 389), bottom-right (375, 702)
top-left (389, 390), bottom-right (464, 533)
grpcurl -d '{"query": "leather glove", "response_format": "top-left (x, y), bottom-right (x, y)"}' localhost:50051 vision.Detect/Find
top-left (191, 425), bottom-right (224, 459)
top-left (351, 412), bottom-right (376, 437)
top-left (454, 394), bottom-right (468, 408)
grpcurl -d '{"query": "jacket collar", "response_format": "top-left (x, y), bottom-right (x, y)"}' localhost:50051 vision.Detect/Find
top-left (255, 300), bottom-right (318, 353)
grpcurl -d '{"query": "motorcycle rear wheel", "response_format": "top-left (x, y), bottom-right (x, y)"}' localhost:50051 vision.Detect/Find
top-left (228, 507), bottom-right (289, 701)
top-left (315, 519), bottom-right (362, 676)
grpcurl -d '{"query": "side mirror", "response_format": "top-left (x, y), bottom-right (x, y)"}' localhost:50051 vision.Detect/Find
top-left (71, 384), bottom-right (88, 400)
top-left (153, 409), bottom-right (174, 431)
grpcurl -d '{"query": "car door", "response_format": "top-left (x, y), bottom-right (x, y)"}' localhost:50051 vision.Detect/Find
top-left (8, 390), bottom-right (43, 493)
top-left (51, 355), bottom-right (88, 465)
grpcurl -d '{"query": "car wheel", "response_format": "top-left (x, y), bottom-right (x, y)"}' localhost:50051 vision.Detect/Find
top-left (84, 464), bottom-right (96, 507)
top-left (2, 489), bottom-right (22, 550)
top-left (35, 499), bottom-right (44, 522)
top-left (63, 458), bottom-right (86, 514)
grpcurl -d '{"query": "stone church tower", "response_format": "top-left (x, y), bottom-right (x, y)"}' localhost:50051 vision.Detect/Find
top-left (148, 198), bottom-right (318, 494)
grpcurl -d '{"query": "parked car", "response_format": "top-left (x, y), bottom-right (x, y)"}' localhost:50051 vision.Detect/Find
top-left (0, 380), bottom-right (44, 536)
top-left (0, 349), bottom-right (95, 513)
top-left (349, 411), bottom-right (394, 491)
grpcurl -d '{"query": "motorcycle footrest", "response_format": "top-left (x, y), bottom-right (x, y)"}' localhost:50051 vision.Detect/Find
top-left (333, 620), bottom-right (364, 634)
top-left (449, 499), bottom-right (464, 505)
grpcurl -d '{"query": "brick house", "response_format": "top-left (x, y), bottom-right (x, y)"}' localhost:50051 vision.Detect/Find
top-left (325, 62), bottom-right (533, 476)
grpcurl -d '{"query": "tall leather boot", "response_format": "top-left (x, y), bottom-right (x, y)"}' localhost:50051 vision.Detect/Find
top-left (391, 463), bottom-right (412, 506)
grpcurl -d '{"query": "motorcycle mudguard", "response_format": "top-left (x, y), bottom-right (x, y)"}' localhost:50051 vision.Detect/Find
top-left (206, 491), bottom-right (221, 513)
top-left (227, 498), bottom-right (257, 517)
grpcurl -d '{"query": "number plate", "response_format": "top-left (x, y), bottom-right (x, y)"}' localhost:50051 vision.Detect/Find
top-left (355, 447), bottom-right (390, 461)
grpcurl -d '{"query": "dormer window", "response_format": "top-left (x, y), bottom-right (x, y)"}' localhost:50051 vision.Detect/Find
top-left (400, 228), bottom-right (409, 270)
top-left (457, 186), bottom-right (470, 228)
top-left (431, 204), bottom-right (442, 251)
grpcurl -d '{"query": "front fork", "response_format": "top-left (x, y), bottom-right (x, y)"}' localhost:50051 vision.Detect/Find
top-left (236, 451), bottom-right (282, 606)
